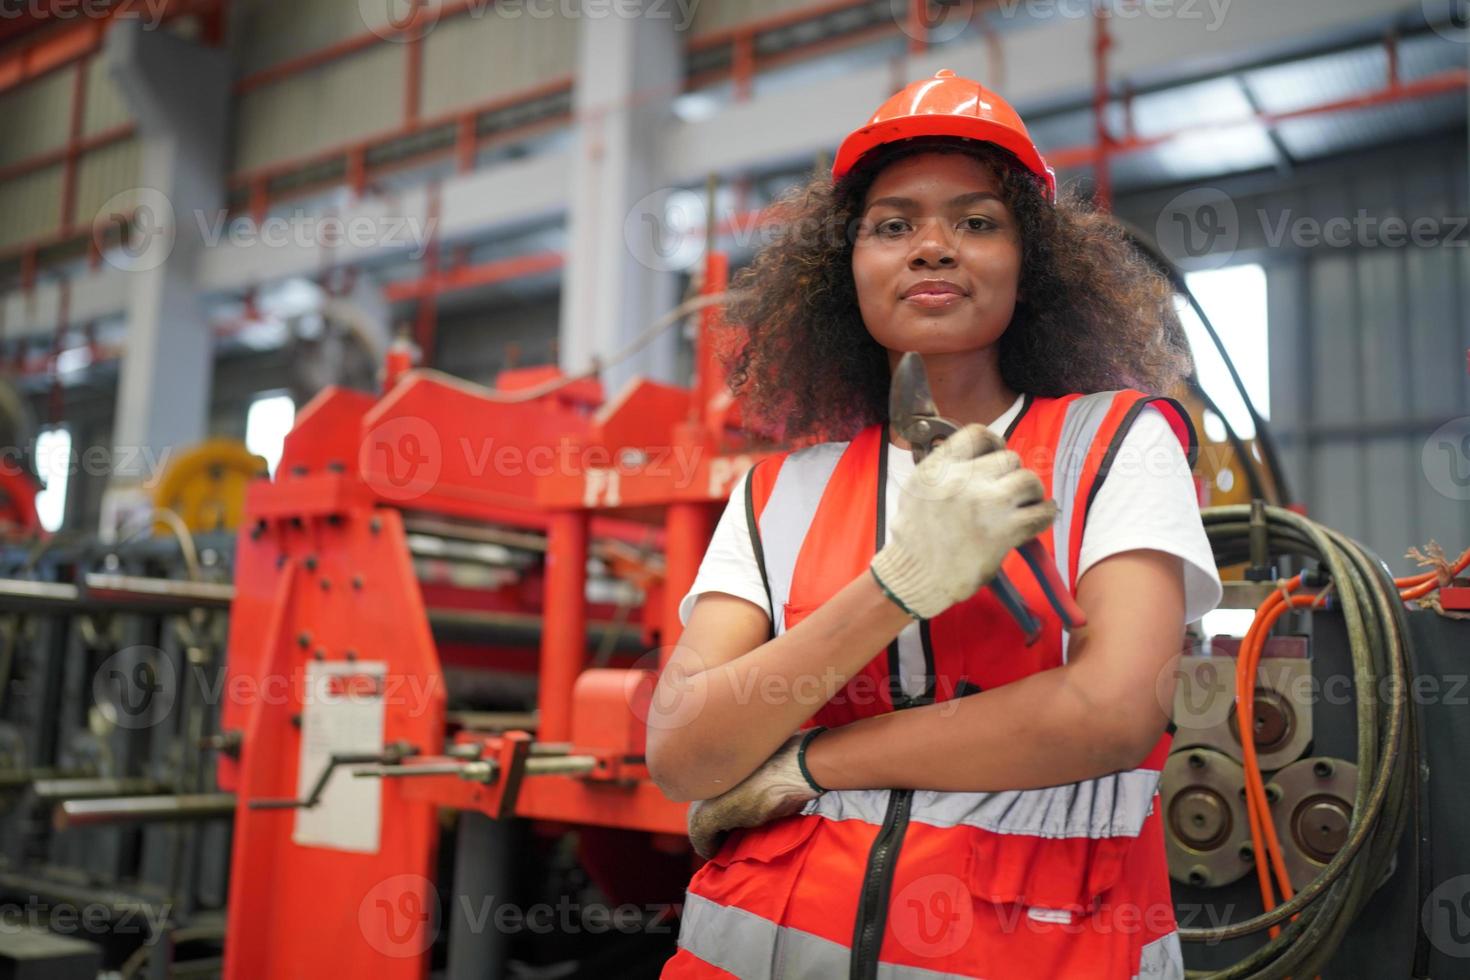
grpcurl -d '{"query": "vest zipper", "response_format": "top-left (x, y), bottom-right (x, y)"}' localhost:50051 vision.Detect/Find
top-left (856, 428), bottom-right (916, 976)
top-left (849, 788), bottom-right (912, 980)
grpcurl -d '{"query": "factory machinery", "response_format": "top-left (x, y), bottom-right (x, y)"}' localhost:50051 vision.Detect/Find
top-left (0, 250), bottom-right (1461, 979)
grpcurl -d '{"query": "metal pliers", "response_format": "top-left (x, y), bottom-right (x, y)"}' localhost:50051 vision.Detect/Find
top-left (889, 352), bottom-right (1087, 644)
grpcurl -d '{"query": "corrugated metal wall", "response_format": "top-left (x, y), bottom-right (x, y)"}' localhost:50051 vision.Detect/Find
top-left (233, 43), bottom-right (404, 173)
top-left (81, 54), bottom-right (132, 135)
top-left (420, 11), bottom-right (577, 119)
top-left (0, 168), bottom-right (63, 251)
top-left (432, 294), bottom-right (561, 382)
top-left (234, 0), bottom-right (384, 76)
top-left (232, 5), bottom-right (578, 175)
top-left (0, 71), bottom-right (70, 249)
top-left (0, 57), bottom-right (137, 250)
top-left (1118, 131), bottom-right (1470, 576)
top-left (74, 139), bottom-right (141, 228)
top-left (686, 0), bottom-right (839, 37)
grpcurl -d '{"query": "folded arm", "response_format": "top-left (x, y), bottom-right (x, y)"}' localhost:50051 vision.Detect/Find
top-left (804, 549), bottom-right (1187, 792)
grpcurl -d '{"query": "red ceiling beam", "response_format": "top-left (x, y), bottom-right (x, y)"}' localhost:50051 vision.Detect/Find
top-left (383, 251), bottom-right (564, 303)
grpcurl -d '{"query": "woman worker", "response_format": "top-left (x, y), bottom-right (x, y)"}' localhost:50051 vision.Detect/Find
top-left (648, 69), bottom-right (1223, 980)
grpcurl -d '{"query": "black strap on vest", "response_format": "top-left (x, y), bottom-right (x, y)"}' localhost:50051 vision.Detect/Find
top-left (746, 463), bottom-right (776, 641)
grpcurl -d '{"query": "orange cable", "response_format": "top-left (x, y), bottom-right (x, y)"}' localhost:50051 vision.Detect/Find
top-left (1236, 578), bottom-right (1328, 940)
top-left (1394, 545), bottom-right (1469, 594)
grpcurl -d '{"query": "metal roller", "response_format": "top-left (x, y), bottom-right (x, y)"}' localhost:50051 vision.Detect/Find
top-left (54, 792), bottom-right (237, 830)
top-left (32, 778), bottom-right (165, 801)
top-left (1161, 747), bottom-right (1255, 889)
top-left (1267, 757), bottom-right (1359, 893)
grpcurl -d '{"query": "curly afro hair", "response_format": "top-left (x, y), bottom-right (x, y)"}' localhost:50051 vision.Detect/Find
top-left (720, 139), bottom-right (1193, 444)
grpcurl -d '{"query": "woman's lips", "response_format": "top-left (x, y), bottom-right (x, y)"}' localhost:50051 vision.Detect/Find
top-left (902, 290), bottom-right (966, 308)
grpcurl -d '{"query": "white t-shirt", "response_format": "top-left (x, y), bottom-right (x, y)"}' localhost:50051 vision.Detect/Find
top-left (678, 395), bottom-right (1223, 644)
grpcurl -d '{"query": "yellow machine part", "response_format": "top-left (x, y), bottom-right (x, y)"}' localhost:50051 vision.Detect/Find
top-left (152, 438), bottom-right (269, 534)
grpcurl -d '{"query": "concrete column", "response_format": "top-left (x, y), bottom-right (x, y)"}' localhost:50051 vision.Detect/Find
top-left (558, 1), bottom-right (683, 398)
top-left (98, 23), bottom-right (229, 536)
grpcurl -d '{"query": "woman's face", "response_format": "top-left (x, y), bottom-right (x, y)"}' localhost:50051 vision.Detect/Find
top-left (851, 152), bottom-right (1022, 356)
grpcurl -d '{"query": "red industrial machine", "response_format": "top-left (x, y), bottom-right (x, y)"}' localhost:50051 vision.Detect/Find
top-left (215, 254), bottom-right (760, 978)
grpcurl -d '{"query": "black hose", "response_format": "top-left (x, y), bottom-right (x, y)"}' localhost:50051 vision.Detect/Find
top-left (1116, 220), bottom-right (1292, 506)
top-left (1180, 505), bottom-right (1416, 979)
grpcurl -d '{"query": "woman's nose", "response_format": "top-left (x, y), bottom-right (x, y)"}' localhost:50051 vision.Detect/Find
top-left (909, 222), bottom-right (956, 267)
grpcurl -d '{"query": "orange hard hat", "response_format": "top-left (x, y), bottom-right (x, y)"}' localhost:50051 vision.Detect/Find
top-left (832, 69), bottom-right (1056, 203)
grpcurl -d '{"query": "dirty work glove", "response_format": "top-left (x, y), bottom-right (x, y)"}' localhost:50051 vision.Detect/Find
top-left (687, 729), bottom-right (826, 860)
top-left (870, 423), bottom-right (1058, 620)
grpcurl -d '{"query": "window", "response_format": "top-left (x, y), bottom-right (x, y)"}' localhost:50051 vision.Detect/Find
top-left (245, 393), bottom-right (295, 478)
top-left (34, 427), bottom-right (71, 532)
top-left (1178, 264), bottom-right (1270, 441)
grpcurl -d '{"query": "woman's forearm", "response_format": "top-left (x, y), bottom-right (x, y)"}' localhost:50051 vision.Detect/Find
top-left (802, 660), bottom-right (1151, 793)
top-left (657, 572), bottom-right (911, 801)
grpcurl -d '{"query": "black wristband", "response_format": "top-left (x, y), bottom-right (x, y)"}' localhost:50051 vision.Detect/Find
top-left (797, 726), bottom-right (828, 794)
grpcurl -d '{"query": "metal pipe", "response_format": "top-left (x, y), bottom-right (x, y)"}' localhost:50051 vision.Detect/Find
top-left (0, 767), bottom-right (84, 789)
top-left (403, 517), bottom-right (546, 552)
top-left (0, 576), bottom-right (231, 614)
top-left (54, 793), bottom-right (236, 831)
top-left (526, 755), bottom-right (597, 777)
top-left (83, 574), bottom-right (233, 609)
top-left (352, 763), bottom-right (475, 779)
top-left (0, 576), bottom-right (642, 650)
top-left (33, 778), bottom-right (164, 801)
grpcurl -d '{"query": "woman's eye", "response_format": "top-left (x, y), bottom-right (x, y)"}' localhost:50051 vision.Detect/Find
top-left (876, 219), bottom-right (908, 236)
top-left (964, 216), bottom-right (994, 231)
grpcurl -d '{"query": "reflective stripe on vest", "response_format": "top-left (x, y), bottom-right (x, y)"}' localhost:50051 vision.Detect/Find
top-left (755, 441), bottom-right (845, 639)
top-left (1049, 392), bottom-right (1117, 663)
top-left (1136, 932), bottom-right (1184, 980)
top-left (801, 767), bottom-right (1159, 839)
top-left (678, 892), bottom-right (968, 980)
top-left (675, 893), bottom-right (1184, 980)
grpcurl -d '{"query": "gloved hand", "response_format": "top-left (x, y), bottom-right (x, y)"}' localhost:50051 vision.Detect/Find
top-left (687, 731), bottom-right (824, 860)
top-left (870, 422), bottom-right (1058, 620)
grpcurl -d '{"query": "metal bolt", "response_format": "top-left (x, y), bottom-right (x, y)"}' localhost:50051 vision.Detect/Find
top-left (305, 556), bottom-right (318, 571)
top-left (320, 578), bottom-right (330, 591)
top-left (1313, 759), bottom-right (1334, 779)
top-left (369, 516), bottom-right (382, 534)
top-left (352, 575), bottom-right (364, 590)
top-left (313, 648), bottom-right (326, 661)
top-left (297, 632), bottom-right (311, 649)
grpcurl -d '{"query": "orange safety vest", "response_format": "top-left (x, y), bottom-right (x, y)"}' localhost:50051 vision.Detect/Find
top-left (662, 390), bottom-right (1197, 980)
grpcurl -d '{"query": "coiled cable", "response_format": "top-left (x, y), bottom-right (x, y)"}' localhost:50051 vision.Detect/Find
top-left (1181, 504), bottom-right (1418, 979)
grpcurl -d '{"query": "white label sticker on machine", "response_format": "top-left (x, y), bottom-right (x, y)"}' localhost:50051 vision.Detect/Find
top-left (292, 660), bottom-right (387, 853)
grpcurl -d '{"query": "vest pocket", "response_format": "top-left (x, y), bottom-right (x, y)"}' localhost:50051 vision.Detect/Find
top-left (705, 812), bottom-right (821, 870)
top-left (964, 830), bottom-right (1138, 917)
top-left (690, 814), bottom-right (823, 952)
